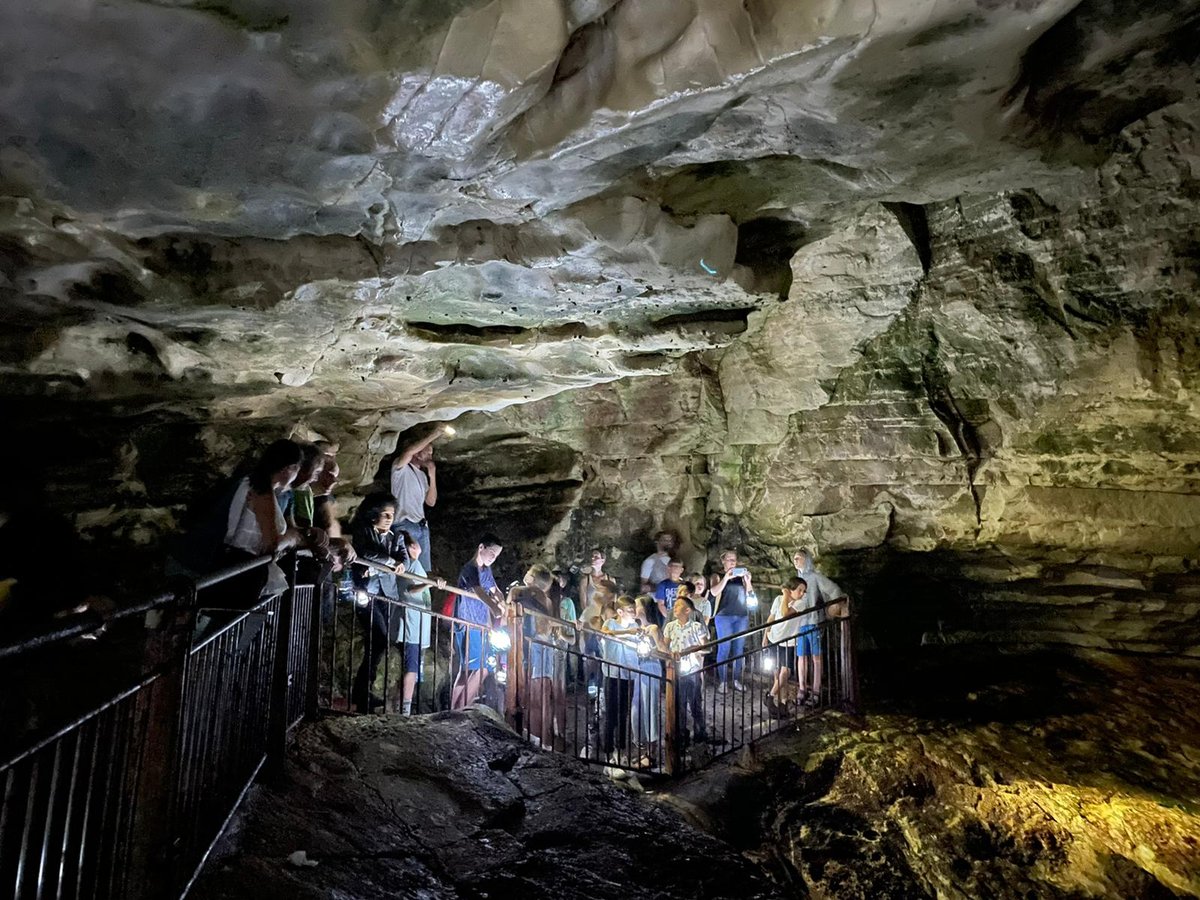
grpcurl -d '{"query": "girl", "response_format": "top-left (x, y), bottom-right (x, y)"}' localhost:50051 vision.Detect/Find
top-left (600, 597), bottom-right (640, 764)
top-left (348, 493), bottom-right (406, 713)
top-left (631, 595), bottom-right (663, 767)
top-left (762, 577), bottom-right (807, 716)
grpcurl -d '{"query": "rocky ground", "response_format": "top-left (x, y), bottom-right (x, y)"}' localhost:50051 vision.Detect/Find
top-left (193, 651), bottom-right (1199, 899)
top-left (669, 650), bottom-right (1200, 899)
top-left (190, 707), bottom-right (782, 900)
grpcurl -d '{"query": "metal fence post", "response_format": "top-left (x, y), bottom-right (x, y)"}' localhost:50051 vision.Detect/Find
top-left (663, 657), bottom-right (680, 776)
top-left (504, 604), bottom-right (524, 734)
top-left (843, 599), bottom-right (860, 714)
top-left (305, 579), bottom-right (326, 720)
top-left (266, 555), bottom-right (297, 774)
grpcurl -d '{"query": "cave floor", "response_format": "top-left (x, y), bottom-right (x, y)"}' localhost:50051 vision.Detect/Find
top-left (667, 650), bottom-right (1200, 899)
top-left (193, 650), bottom-right (1199, 899)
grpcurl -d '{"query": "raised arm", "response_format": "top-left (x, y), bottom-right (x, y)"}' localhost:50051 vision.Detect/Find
top-left (392, 429), bottom-right (441, 470)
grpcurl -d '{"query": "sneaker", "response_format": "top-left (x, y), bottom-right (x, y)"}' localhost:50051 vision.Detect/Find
top-left (717, 681), bottom-right (728, 694)
top-left (733, 681), bottom-right (746, 693)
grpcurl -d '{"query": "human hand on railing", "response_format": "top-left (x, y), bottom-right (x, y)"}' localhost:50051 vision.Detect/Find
top-left (302, 527), bottom-right (330, 553)
top-left (392, 561), bottom-right (407, 575)
top-left (435, 577), bottom-right (447, 590)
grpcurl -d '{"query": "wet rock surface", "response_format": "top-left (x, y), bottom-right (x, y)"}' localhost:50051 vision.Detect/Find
top-left (668, 651), bottom-right (1200, 898)
top-left (190, 708), bottom-right (781, 899)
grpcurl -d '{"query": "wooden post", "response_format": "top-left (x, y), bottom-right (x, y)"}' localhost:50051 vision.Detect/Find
top-left (663, 657), bottom-right (680, 776)
top-left (504, 604), bottom-right (524, 734)
top-left (126, 578), bottom-right (197, 899)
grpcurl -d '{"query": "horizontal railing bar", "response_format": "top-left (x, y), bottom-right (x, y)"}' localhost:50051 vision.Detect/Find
top-left (189, 594), bottom-right (283, 655)
top-left (193, 554), bottom-right (272, 591)
top-left (521, 605), bottom-right (674, 661)
top-left (1, 670), bottom-right (162, 772)
top-left (687, 602), bottom-right (843, 654)
top-left (0, 555), bottom-right (276, 661)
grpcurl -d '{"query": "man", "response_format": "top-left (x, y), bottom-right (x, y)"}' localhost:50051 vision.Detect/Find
top-left (792, 548), bottom-right (847, 608)
top-left (451, 533), bottom-right (504, 710)
top-left (640, 531), bottom-right (676, 593)
top-left (390, 426), bottom-right (449, 571)
top-left (710, 549), bottom-right (752, 692)
top-left (282, 442), bottom-right (324, 528)
top-left (652, 558), bottom-right (687, 621)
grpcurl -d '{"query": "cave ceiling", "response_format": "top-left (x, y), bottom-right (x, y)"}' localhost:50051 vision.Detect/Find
top-left (3, 0), bottom-right (1200, 640)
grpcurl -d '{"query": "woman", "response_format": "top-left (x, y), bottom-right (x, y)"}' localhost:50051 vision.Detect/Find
top-left (688, 572), bottom-right (713, 626)
top-left (762, 577), bottom-right (807, 717)
top-left (630, 595), bottom-right (663, 767)
top-left (348, 493), bottom-right (406, 713)
top-left (600, 597), bottom-right (640, 765)
top-left (221, 439), bottom-right (304, 603)
top-left (394, 530), bottom-right (445, 716)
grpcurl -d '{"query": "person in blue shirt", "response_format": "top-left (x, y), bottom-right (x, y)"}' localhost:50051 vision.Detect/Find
top-left (601, 597), bottom-right (641, 762)
top-left (451, 533), bottom-right (504, 710)
top-left (652, 558), bottom-right (686, 622)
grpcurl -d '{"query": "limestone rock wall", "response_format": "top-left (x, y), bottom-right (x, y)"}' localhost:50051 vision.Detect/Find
top-left (2, 0), bottom-right (1199, 655)
top-left (440, 106), bottom-right (1200, 657)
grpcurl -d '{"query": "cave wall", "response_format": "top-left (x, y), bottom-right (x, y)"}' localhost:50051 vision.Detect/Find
top-left (435, 106), bottom-right (1200, 657)
top-left (1, 0), bottom-right (1199, 658)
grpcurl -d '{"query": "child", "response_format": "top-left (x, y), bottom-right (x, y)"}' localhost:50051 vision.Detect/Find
top-left (762, 577), bottom-right (806, 717)
top-left (394, 530), bottom-right (446, 715)
top-left (661, 596), bottom-right (709, 747)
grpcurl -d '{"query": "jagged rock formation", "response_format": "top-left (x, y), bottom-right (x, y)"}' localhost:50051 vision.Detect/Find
top-left (668, 652), bottom-right (1200, 898)
top-left (192, 656), bottom-right (1200, 899)
top-left (2, 0), bottom-right (1199, 657)
top-left (190, 708), bottom-right (781, 899)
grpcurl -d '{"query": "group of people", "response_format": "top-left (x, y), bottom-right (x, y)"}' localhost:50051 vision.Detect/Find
top-left (174, 426), bottom-right (850, 766)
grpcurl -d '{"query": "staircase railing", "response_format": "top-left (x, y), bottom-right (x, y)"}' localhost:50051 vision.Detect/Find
top-left (0, 553), bottom-right (319, 899)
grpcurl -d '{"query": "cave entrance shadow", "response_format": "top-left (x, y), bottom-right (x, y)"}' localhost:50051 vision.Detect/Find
top-left (858, 646), bottom-right (1103, 725)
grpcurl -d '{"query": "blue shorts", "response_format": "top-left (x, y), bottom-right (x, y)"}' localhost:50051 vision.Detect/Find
top-left (401, 642), bottom-right (423, 678)
top-left (796, 627), bottom-right (822, 657)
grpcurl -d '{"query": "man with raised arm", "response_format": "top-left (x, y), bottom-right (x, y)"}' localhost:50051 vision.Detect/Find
top-left (390, 425), bottom-right (450, 571)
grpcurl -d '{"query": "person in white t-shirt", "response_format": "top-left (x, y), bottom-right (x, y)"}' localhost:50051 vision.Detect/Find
top-left (389, 425), bottom-right (452, 570)
top-left (762, 577), bottom-right (807, 716)
top-left (639, 530), bottom-right (676, 593)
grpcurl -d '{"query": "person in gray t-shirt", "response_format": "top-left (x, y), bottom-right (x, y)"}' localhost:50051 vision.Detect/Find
top-left (390, 425), bottom-right (451, 570)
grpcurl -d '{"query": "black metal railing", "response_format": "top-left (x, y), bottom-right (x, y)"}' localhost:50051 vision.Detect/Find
top-left (513, 611), bottom-right (673, 776)
top-left (0, 553), bottom-right (319, 900)
top-left (689, 607), bottom-right (856, 771)
top-left (318, 585), bottom-right (507, 717)
top-left (320, 583), bottom-right (858, 778)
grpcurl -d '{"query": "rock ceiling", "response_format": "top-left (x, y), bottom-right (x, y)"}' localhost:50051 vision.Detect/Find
top-left (3, 0), bottom-right (1200, 653)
